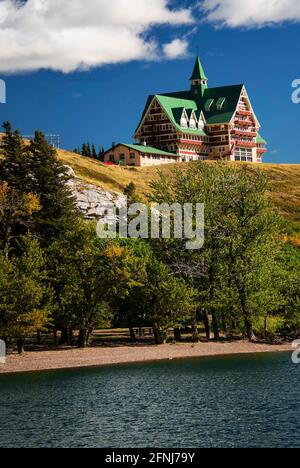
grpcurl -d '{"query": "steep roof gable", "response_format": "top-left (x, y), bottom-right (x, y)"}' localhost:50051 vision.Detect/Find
top-left (190, 56), bottom-right (208, 81)
top-left (201, 84), bottom-right (244, 124)
top-left (135, 84), bottom-right (245, 135)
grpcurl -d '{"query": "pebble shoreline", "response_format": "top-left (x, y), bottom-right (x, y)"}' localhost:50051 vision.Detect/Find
top-left (0, 341), bottom-right (293, 375)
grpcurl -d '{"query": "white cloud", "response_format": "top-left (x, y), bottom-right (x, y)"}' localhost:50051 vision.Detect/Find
top-left (201, 0), bottom-right (300, 27)
top-left (0, 0), bottom-right (194, 73)
top-left (163, 38), bottom-right (189, 59)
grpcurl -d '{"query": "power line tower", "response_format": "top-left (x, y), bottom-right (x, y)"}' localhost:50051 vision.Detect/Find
top-left (23, 134), bottom-right (61, 149)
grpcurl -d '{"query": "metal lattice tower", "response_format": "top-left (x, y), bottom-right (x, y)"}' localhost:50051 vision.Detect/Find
top-left (23, 134), bottom-right (61, 149)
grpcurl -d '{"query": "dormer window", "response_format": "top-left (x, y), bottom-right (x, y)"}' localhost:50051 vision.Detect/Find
top-left (205, 99), bottom-right (214, 112)
top-left (188, 110), bottom-right (197, 129)
top-left (198, 118), bottom-right (204, 130)
top-left (181, 117), bottom-right (188, 128)
top-left (216, 97), bottom-right (226, 110)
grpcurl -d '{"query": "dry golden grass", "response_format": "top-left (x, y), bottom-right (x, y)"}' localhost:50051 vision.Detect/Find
top-left (1, 137), bottom-right (299, 236)
top-left (58, 149), bottom-right (300, 233)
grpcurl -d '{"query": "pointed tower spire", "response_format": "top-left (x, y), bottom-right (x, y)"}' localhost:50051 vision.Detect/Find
top-left (190, 56), bottom-right (208, 97)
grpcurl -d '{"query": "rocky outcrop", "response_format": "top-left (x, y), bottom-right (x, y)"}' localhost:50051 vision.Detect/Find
top-left (64, 166), bottom-right (126, 224)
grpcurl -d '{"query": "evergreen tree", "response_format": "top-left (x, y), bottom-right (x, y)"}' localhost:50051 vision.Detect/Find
top-left (25, 131), bottom-right (79, 245)
top-left (86, 143), bottom-right (91, 158)
top-left (0, 122), bottom-right (29, 191)
top-left (0, 124), bottom-right (80, 246)
top-left (92, 144), bottom-right (97, 159)
top-left (98, 146), bottom-right (105, 162)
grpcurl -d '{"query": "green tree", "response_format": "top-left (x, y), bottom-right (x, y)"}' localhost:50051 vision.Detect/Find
top-left (124, 182), bottom-right (137, 201)
top-left (277, 244), bottom-right (300, 337)
top-left (92, 145), bottom-right (97, 159)
top-left (25, 131), bottom-right (79, 244)
top-left (47, 221), bottom-right (113, 348)
top-left (150, 162), bottom-right (283, 341)
top-left (141, 257), bottom-right (197, 344)
top-left (0, 181), bottom-right (41, 257)
top-left (0, 122), bottom-right (29, 192)
top-left (0, 236), bottom-right (50, 353)
top-left (108, 239), bottom-right (151, 342)
top-left (0, 124), bottom-right (80, 246)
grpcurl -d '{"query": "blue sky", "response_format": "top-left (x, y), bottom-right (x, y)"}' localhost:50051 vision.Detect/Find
top-left (0, 0), bottom-right (300, 164)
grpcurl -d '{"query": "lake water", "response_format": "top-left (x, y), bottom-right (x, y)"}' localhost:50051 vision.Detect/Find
top-left (0, 352), bottom-right (299, 448)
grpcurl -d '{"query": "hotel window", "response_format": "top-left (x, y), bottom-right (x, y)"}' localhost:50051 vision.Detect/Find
top-left (198, 119), bottom-right (205, 130)
top-left (235, 148), bottom-right (253, 162)
top-left (181, 118), bottom-right (188, 128)
top-left (205, 99), bottom-right (214, 112)
top-left (216, 98), bottom-right (226, 111)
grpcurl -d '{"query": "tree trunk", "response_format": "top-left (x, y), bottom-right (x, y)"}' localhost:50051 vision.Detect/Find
top-left (239, 287), bottom-right (253, 340)
top-left (53, 329), bottom-right (58, 346)
top-left (127, 316), bottom-right (137, 343)
top-left (264, 317), bottom-right (268, 339)
top-left (68, 329), bottom-right (74, 346)
top-left (203, 310), bottom-right (210, 340)
top-left (60, 328), bottom-right (69, 345)
top-left (221, 313), bottom-right (227, 334)
top-left (37, 330), bottom-right (41, 345)
top-left (212, 312), bottom-right (220, 340)
top-left (191, 322), bottom-right (199, 343)
top-left (17, 339), bottom-right (25, 355)
top-left (78, 329), bottom-right (88, 348)
top-left (174, 328), bottom-right (182, 342)
top-left (153, 322), bottom-right (163, 345)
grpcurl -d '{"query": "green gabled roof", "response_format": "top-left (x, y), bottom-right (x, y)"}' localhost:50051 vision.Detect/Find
top-left (256, 134), bottom-right (267, 144)
top-left (190, 56), bottom-right (208, 81)
top-left (172, 107), bottom-right (185, 124)
top-left (155, 94), bottom-right (207, 136)
top-left (201, 85), bottom-right (244, 124)
top-left (186, 109), bottom-right (195, 119)
top-left (121, 144), bottom-right (178, 157)
top-left (135, 84), bottom-right (244, 135)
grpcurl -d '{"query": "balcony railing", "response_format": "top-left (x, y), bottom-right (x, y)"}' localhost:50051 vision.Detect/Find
top-left (178, 139), bottom-right (204, 146)
top-left (257, 147), bottom-right (267, 153)
top-left (235, 140), bottom-right (257, 148)
top-left (234, 119), bottom-right (253, 127)
top-left (236, 109), bottom-right (252, 116)
top-left (232, 128), bottom-right (257, 137)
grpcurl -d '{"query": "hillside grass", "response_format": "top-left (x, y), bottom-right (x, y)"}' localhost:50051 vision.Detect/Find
top-left (58, 149), bottom-right (300, 235)
top-left (1, 140), bottom-right (299, 244)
